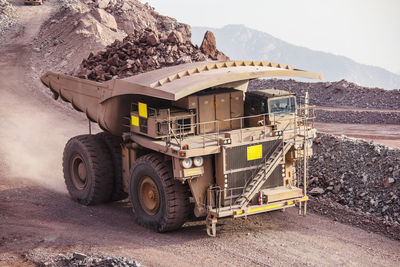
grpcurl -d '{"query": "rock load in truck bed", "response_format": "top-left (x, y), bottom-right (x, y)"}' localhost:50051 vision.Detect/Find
top-left (75, 29), bottom-right (229, 82)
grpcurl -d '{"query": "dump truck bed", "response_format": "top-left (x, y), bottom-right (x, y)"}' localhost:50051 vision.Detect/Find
top-left (40, 60), bottom-right (322, 135)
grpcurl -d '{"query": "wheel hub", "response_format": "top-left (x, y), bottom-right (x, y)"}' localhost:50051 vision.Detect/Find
top-left (71, 155), bottom-right (87, 190)
top-left (139, 176), bottom-right (160, 215)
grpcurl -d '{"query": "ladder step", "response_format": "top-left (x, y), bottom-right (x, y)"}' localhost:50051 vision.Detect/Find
top-left (234, 142), bottom-right (289, 206)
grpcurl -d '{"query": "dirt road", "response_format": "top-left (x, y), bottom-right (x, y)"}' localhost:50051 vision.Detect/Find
top-left (2, 176), bottom-right (400, 267)
top-left (315, 122), bottom-right (400, 149)
top-left (1, 1), bottom-right (399, 266)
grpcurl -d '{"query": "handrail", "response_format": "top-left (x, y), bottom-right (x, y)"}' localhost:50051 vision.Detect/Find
top-left (130, 101), bottom-right (316, 149)
top-left (242, 119), bottom-right (293, 189)
top-left (205, 99), bottom-right (314, 214)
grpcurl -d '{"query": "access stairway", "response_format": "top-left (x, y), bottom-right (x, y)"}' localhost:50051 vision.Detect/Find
top-left (209, 140), bottom-right (293, 214)
top-left (234, 141), bottom-right (293, 208)
top-left (206, 140), bottom-right (295, 236)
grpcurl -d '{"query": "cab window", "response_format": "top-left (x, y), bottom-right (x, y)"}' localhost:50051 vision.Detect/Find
top-left (269, 97), bottom-right (295, 114)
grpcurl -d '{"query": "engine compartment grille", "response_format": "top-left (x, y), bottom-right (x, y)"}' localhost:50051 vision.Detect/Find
top-left (223, 139), bottom-right (283, 203)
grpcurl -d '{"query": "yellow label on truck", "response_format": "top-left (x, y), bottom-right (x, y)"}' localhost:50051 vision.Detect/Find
top-left (247, 144), bottom-right (262, 160)
top-left (131, 115), bottom-right (139, 126)
top-left (138, 102), bottom-right (147, 118)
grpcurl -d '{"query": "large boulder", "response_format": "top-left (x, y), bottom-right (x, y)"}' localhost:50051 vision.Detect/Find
top-left (200, 30), bottom-right (230, 61)
top-left (200, 31), bottom-right (217, 57)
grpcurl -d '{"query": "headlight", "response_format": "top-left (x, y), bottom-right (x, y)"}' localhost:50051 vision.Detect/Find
top-left (193, 156), bottom-right (204, 167)
top-left (306, 139), bottom-right (313, 148)
top-left (181, 158), bottom-right (193, 169)
top-left (223, 139), bottom-right (231, 145)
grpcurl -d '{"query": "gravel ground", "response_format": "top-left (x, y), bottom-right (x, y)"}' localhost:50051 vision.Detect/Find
top-left (0, 0), bottom-right (16, 36)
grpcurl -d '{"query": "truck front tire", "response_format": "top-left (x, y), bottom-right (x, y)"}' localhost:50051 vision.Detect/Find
top-left (130, 154), bottom-right (190, 232)
top-left (63, 135), bottom-right (113, 205)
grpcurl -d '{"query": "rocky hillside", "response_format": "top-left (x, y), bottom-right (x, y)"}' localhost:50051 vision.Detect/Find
top-left (32, 0), bottom-right (195, 73)
top-left (192, 25), bottom-right (400, 90)
top-left (249, 79), bottom-right (400, 124)
top-left (249, 79), bottom-right (400, 110)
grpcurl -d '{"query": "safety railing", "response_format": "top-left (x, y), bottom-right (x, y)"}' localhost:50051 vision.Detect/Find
top-left (206, 122), bottom-right (293, 212)
top-left (130, 102), bottom-right (315, 150)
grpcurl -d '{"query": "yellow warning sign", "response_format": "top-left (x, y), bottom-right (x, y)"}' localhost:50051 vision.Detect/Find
top-left (131, 115), bottom-right (139, 126)
top-left (138, 102), bottom-right (147, 118)
top-left (247, 144), bottom-right (262, 161)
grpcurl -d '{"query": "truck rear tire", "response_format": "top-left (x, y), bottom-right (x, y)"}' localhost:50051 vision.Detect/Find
top-left (96, 132), bottom-right (128, 201)
top-left (130, 153), bottom-right (190, 232)
top-left (63, 135), bottom-right (113, 205)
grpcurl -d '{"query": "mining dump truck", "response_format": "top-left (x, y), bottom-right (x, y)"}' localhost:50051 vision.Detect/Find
top-left (41, 61), bottom-right (321, 236)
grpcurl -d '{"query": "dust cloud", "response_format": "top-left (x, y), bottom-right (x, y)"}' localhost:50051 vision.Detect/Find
top-left (0, 89), bottom-right (92, 192)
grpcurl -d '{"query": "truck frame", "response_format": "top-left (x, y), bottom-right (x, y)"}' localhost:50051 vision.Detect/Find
top-left (41, 61), bottom-right (321, 236)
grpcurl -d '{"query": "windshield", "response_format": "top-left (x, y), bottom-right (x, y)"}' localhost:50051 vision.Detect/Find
top-left (269, 97), bottom-right (295, 114)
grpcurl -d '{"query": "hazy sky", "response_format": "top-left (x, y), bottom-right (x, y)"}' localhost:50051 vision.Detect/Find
top-left (145, 0), bottom-right (400, 74)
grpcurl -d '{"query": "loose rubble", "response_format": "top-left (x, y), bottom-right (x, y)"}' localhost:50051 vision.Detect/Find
top-left (74, 28), bottom-right (228, 81)
top-left (249, 78), bottom-right (400, 124)
top-left (249, 78), bottom-right (400, 110)
top-left (0, 0), bottom-right (16, 36)
top-left (316, 109), bottom-right (400, 124)
top-left (306, 133), bottom-right (400, 239)
top-left (25, 252), bottom-right (141, 267)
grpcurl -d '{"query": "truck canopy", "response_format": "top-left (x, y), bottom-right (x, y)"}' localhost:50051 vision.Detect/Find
top-left (41, 60), bottom-right (322, 135)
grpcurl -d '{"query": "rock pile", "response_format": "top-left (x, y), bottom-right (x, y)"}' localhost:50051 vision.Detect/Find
top-left (316, 109), bottom-right (400, 124)
top-left (0, 0), bottom-right (16, 36)
top-left (307, 133), bottom-right (400, 229)
top-left (249, 79), bottom-right (400, 110)
top-left (249, 78), bottom-right (400, 124)
top-left (28, 252), bottom-right (140, 267)
top-left (75, 28), bottom-right (228, 81)
top-left (34, 0), bottom-right (228, 77)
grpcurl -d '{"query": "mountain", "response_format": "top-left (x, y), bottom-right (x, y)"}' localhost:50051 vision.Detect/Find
top-left (192, 25), bottom-right (400, 90)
